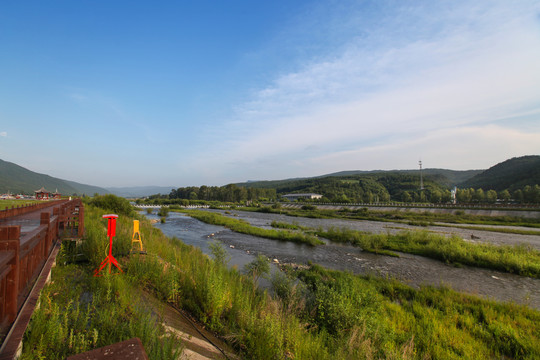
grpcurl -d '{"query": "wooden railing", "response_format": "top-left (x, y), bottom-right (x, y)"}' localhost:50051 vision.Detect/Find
top-left (0, 199), bottom-right (84, 339)
top-left (0, 200), bottom-right (68, 220)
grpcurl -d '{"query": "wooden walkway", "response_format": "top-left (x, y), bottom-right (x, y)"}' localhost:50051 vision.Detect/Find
top-left (0, 199), bottom-right (84, 360)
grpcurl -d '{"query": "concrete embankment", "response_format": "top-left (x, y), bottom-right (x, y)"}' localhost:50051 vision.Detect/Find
top-left (283, 204), bottom-right (540, 219)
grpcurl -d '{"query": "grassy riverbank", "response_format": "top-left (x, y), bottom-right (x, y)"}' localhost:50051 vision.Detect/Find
top-left (183, 208), bottom-right (540, 278)
top-left (292, 264), bottom-right (540, 359)
top-left (20, 200), bottom-right (540, 359)
top-left (20, 206), bottom-right (182, 360)
top-left (122, 206), bottom-right (540, 359)
top-left (317, 227), bottom-right (540, 278)
top-left (180, 209), bottom-right (324, 246)
top-left (0, 199), bottom-right (41, 210)
top-left (20, 266), bottom-right (181, 360)
top-left (244, 205), bottom-right (540, 234)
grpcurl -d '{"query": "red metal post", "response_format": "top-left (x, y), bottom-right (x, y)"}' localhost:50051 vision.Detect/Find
top-left (94, 214), bottom-right (123, 276)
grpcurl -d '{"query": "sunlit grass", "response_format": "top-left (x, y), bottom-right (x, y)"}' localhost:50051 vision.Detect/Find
top-left (0, 199), bottom-right (42, 210)
top-left (181, 209), bottom-right (324, 246)
top-left (317, 227), bottom-right (540, 278)
top-left (242, 205), bottom-right (540, 230)
top-left (22, 200), bottom-right (540, 359)
top-left (21, 253), bottom-right (182, 359)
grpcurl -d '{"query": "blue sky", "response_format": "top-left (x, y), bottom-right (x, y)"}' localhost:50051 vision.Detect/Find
top-left (1, 0), bottom-right (539, 188)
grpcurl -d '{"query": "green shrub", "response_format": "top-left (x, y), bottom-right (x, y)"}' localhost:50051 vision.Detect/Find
top-left (157, 207), bottom-right (169, 217)
top-left (87, 194), bottom-right (134, 217)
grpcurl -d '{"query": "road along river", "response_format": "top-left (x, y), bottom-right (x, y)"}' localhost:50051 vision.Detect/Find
top-left (146, 210), bottom-right (540, 310)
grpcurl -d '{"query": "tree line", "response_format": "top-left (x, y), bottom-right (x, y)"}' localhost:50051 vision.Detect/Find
top-left (149, 184), bottom-right (276, 203)
top-left (143, 181), bottom-right (540, 206)
top-left (454, 184), bottom-right (540, 204)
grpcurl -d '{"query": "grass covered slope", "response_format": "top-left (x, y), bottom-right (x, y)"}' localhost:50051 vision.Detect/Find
top-left (132, 209), bottom-right (540, 359)
top-left (0, 158), bottom-right (109, 195)
top-left (294, 264), bottom-right (540, 359)
top-left (21, 199), bottom-right (540, 359)
top-left (459, 155), bottom-right (540, 191)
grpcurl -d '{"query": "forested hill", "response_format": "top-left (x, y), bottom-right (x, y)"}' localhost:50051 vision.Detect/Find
top-left (235, 170), bottom-right (473, 203)
top-left (0, 158), bottom-right (108, 195)
top-left (233, 160), bottom-right (540, 203)
top-left (239, 168), bottom-right (481, 190)
top-left (459, 155), bottom-right (540, 191)
top-left (323, 169), bottom-right (482, 186)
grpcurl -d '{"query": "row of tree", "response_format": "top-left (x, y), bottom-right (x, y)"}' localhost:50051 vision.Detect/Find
top-left (326, 184), bottom-right (540, 204)
top-left (454, 185), bottom-right (540, 204)
top-left (165, 184), bottom-right (276, 203)
top-left (146, 182), bottom-right (540, 205)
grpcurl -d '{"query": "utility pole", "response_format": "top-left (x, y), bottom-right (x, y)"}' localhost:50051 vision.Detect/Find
top-left (419, 160), bottom-right (424, 190)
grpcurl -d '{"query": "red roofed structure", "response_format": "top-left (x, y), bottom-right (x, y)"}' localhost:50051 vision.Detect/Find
top-left (34, 187), bottom-right (50, 200)
top-left (52, 188), bottom-right (61, 199)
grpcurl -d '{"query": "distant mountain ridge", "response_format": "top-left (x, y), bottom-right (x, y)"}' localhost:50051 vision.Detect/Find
top-left (107, 186), bottom-right (175, 198)
top-left (236, 168), bottom-right (483, 190)
top-left (323, 169), bottom-right (482, 186)
top-left (3, 155), bottom-right (537, 199)
top-left (231, 157), bottom-right (538, 202)
top-left (0, 159), bottom-right (109, 195)
top-left (459, 155), bottom-right (540, 191)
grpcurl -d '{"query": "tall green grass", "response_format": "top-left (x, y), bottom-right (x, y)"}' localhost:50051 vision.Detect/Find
top-left (270, 220), bottom-right (309, 231)
top-left (243, 205), bottom-right (540, 230)
top-left (130, 207), bottom-right (540, 359)
top-left (182, 209), bottom-right (324, 246)
top-left (257, 215), bottom-right (540, 278)
top-left (0, 199), bottom-right (41, 210)
top-left (20, 217), bottom-right (182, 359)
top-left (294, 264), bottom-right (540, 359)
top-left (318, 227), bottom-right (540, 278)
top-left (22, 201), bottom-right (540, 359)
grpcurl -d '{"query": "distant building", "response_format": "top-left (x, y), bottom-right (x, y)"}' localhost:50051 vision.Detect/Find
top-left (52, 189), bottom-right (62, 199)
top-left (1, 191), bottom-right (15, 200)
top-left (34, 187), bottom-right (50, 200)
top-left (282, 193), bottom-right (323, 201)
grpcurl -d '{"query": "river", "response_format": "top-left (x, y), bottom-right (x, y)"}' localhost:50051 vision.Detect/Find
top-left (145, 209), bottom-right (540, 310)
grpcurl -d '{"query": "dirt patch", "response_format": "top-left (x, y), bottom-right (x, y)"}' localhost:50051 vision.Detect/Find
top-left (139, 290), bottom-right (239, 360)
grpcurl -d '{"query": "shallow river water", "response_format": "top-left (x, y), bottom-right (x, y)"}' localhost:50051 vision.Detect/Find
top-left (147, 210), bottom-right (540, 310)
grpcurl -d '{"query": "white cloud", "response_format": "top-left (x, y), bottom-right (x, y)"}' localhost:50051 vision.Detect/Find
top-left (311, 125), bottom-right (540, 172)
top-left (69, 93), bottom-right (88, 102)
top-left (0, 132), bottom-right (7, 137)
top-left (201, 0), bottom-right (540, 179)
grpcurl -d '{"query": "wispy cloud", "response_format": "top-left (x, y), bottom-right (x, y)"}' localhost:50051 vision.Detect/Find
top-left (0, 132), bottom-right (7, 137)
top-left (311, 125), bottom-right (540, 171)
top-left (202, 0), bottom-right (540, 178)
top-left (68, 93), bottom-right (89, 102)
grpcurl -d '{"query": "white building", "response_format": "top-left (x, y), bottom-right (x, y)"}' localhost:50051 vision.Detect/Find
top-left (282, 193), bottom-right (323, 201)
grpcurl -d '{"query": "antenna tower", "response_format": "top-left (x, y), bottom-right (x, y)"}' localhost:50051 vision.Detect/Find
top-left (419, 160), bottom-right (424, 190)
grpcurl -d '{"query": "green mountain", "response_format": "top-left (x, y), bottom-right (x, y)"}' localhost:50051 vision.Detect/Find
top-left (0, 159), bottom-right (109, 196)
top-left (107, 186), bottom-right (176, 198)
top-left (324, 169), bottom-right (482, 187)
top-left (459, 155), bottom-right (540, 191)
top-left (235, 170), bottom-right (473, 203)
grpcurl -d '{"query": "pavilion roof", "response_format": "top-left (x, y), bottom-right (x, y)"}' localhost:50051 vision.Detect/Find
top-left (34, 187), bottom-right (49, 193)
